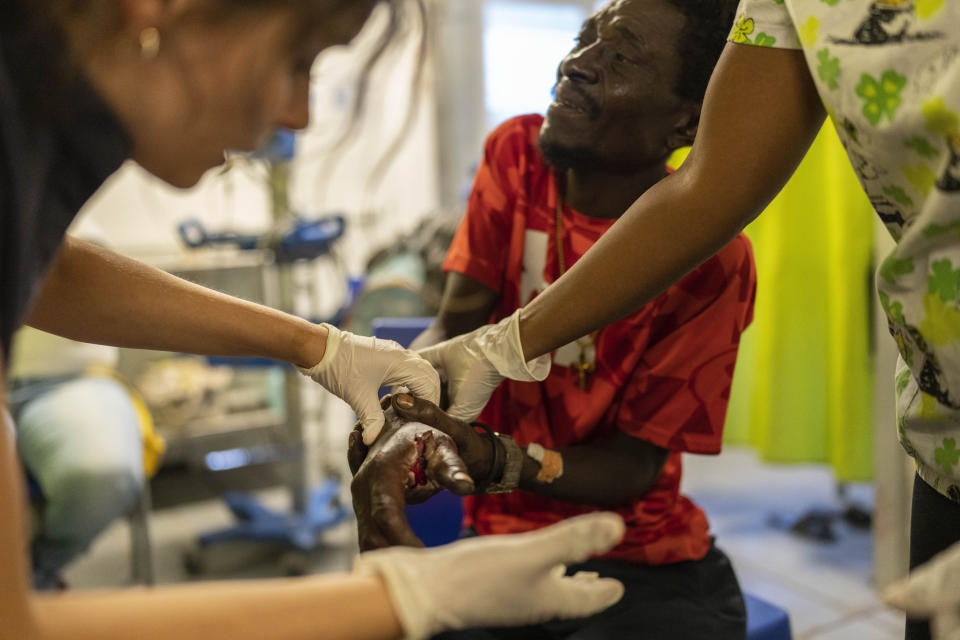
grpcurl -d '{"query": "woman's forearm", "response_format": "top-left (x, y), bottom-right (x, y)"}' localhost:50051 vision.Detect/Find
top-left (31, 573), bottom-right (402, 640)
top-left (519, 44), bottom-right (825, 359)
top-left (26, 238), bottom-right (327, 368)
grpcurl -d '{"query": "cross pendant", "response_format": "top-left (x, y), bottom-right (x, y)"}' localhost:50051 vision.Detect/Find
top-left (574, 356), bottom-right (595, 391)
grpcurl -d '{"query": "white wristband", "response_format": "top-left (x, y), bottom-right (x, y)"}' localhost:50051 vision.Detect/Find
top-left (527, 442), bottom-right (546, 463)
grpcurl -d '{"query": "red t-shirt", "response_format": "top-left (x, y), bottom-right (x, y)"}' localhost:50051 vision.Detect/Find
top-left (442, 114), bottom-right (757, 565)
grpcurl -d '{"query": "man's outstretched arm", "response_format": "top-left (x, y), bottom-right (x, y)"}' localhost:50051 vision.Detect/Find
top-left (515, 429), bottom-right (667, 508)
top-left (387, 394), bottom-right (668, 509)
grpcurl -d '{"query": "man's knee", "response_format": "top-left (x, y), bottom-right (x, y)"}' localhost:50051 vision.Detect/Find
top-left (75, 460), bottom-right (141, 507)
top-left (21, 377), bottom-right (144, 493)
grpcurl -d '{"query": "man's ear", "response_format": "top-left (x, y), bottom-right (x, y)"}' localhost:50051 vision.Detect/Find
top-left (666, 101), bottom-right (701, 150)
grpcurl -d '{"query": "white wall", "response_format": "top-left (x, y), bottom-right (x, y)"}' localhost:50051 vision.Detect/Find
top-left (431, 0), bottom-right (595, 210)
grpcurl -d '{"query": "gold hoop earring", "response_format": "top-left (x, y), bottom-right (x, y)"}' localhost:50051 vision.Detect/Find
top-left (139, 27), bottom-right (161, 60)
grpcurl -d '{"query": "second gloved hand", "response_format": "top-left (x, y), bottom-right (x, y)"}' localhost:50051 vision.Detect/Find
top-left (886, 539), bottom-right (960, 640)
top-left (417, 309), bottom-right (551, 421)
top-left (354, 512), bottom-right (627, 639)
top-left (299, 324), bottom-right (440, 445)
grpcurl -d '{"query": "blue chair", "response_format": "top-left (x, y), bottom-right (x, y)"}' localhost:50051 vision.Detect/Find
top-left (404, 490), bottom-right (465, 548)
top-left (372, 317), bottom-right (436, 353)
top-left (372, 317), bottom-right (793, 640)
top-left (744, 593), bottom-right (792, 640)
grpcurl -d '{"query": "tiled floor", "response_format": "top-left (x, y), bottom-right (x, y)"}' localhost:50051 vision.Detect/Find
top-left (65, 486), bottom-right (358, 587)
top-left (683, 447), bottom-right (904, 639)
top-left (65, 446), bottom-right (905, 638)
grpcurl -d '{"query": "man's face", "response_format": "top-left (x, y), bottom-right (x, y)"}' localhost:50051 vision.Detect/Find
top-left (539, 0), bottom-right (690, 172)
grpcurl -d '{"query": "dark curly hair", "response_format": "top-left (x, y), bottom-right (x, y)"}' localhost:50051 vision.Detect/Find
top-left (662, 0), bottom-right (739, 102)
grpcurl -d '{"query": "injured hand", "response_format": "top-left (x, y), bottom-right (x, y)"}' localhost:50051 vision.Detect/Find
top-left (349, 396), bottom-right (475, 551)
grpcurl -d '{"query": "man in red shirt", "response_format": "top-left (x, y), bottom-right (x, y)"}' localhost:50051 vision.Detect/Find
top-left (393, 0), bottom-right (755, 637)
top-left (350, 0), bottom-right (754, 635)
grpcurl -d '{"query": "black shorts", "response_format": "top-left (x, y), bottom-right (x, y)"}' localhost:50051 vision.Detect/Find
top-left (434, 540), bottom-right (746, 640)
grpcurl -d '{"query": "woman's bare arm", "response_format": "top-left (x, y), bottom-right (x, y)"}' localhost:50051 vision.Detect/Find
top-left (519, 43), bottom-right (825, 357)
top-left (26, 238), bottom-right (327, 368)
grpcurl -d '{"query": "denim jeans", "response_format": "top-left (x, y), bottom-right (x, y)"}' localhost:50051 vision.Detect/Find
top-left (11, 376), bottom-right (143, 589)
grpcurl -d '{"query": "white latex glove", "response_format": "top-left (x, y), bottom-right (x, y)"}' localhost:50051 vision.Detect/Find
top-left (299, 324), bottom-right (440, 445)
top-left (354, 512), bottom-right (626, 639)
top-left (885, 539), bottom-right (960, 640)
top-left (417, 310), bottom-right (551, 421)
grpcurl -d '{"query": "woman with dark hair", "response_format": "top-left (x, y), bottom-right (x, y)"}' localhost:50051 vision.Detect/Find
top-left (0, 1), bottom-right (625, 638)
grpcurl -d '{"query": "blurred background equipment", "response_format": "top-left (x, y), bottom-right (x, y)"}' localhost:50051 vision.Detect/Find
top-left (343, 215), bottom-right (461, 336)
top-left (170, 129), bottom-right (350, 575)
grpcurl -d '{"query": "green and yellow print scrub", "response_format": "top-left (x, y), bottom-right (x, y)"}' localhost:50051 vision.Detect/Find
top-left (729, 0), bottom-right (960, 500)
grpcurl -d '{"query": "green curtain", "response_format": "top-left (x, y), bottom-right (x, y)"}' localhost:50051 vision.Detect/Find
top-left (724, 125), bottom-right (876, 481)
top-left (672, 125), bottom-right (877, 481)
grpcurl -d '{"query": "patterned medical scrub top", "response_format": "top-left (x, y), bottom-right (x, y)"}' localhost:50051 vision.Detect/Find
top-left (729, 0), bottom-right (960, 499)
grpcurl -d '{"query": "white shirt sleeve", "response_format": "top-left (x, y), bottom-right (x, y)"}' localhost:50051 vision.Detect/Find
top-left (728, 0), bottom-right (801, 50)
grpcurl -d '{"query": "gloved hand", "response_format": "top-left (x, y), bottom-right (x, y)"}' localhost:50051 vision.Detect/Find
top-left (885, 540), bottom-right (960, 640)
top-left (299, 324), bottom-right (440, 445)
top-left (417, 310), bottom-right (551, 421)
top-left (354, 512), bottom-right (626, 639)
